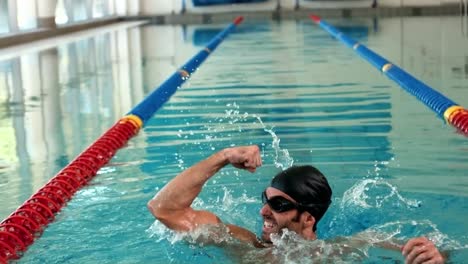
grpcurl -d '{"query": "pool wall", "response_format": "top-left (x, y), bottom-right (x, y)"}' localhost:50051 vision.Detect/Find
top-left (1, 0), bottom-right (465, 49)
top-left (139, 0), bottom-right (462, 15)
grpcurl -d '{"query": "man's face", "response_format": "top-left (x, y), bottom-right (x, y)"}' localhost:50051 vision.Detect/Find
top-left (260, 187), bottom-right (304, 243)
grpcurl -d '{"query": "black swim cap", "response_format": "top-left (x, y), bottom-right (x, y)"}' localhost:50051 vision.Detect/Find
top-left (270, 165), bottom-right (332, 231)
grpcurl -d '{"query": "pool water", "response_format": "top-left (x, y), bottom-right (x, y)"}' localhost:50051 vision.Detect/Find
top-left (0, 16), bottom-right (467, 263)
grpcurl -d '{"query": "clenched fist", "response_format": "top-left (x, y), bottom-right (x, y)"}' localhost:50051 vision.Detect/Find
top-left (223, 145), bottom-right (262, 173)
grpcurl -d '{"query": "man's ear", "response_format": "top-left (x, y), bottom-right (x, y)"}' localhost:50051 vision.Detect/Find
top-left (302, 212), bottom-right (316, 229)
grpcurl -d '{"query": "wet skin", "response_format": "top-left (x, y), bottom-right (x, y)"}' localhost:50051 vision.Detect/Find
top-left (260, 187), bottom-right (316, 243)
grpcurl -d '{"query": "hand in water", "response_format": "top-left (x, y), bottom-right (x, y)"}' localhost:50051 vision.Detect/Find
top-left (402, 237), bottom-right (444, 264)
top-left (223, 145), bottom-right (262, 173)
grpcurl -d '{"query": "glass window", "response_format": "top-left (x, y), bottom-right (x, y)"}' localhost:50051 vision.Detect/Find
top-left (92, 0), bottom-right (110, 18)
top-left (17, 0), bottom-right (38, 30)
top-left (55, 0), bottom-right (69, 25)
top-left (115, 0), bottom-right (126, 16)
top-left (0, 0), bottom-right (9, 34)
top-left (56, 0), bottom-right (97, 25)
top-left (73, 0), bottom-right (88, 22)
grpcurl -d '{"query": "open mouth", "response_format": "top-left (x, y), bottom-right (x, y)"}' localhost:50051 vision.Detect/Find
top-left (263, 219), bottom-right (276, 232)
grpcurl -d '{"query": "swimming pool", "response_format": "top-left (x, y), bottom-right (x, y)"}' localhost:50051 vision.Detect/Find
top-left (0, 15), bottom-right (467, 263)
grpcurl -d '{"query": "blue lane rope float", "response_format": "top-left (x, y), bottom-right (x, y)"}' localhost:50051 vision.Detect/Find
top-left (0, 16), bottom-right (244, 262)
top-left (129, 16), bottom-right (244, 125)
top-left (309, 14), bottom-right (468, 136)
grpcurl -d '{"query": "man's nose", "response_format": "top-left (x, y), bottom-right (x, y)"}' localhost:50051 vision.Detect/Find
top-left (260, 203), bottom-right (272, 216)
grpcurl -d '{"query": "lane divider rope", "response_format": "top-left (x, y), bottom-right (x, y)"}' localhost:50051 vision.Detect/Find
top-left (309, 14), bottom-right (468, 136)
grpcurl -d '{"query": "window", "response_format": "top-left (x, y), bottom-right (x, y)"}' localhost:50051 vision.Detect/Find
top-left (93, 0), bottom-right (110, 18)
top-left (0, 0), bottom-right (10, 34)
top-left (17, 0), bottom-right (38, 30)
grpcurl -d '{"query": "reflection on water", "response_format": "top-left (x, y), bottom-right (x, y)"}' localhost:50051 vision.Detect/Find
top-left (0, 16), bottom-right (467, 263)
top-left (0, 26), bottom-right (146, 219)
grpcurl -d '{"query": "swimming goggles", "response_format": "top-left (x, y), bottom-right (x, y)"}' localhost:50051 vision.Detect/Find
top-left (261, 191), bottom-right (331, 213)
top-left (261, 191), bottom-right (301, 213)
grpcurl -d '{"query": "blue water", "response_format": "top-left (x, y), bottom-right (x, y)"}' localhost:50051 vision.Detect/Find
top-left (0, 16), bottom-right (467, 263)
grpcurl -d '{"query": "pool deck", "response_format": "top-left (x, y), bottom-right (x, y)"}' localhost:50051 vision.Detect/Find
top-left (0, 3), bottom-right (463, 49)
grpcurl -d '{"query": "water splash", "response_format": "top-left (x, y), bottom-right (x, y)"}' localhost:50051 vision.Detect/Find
top-left (341, 179), bottom-right (421, 209)
top-left (173, 153), bottom-right (186, 170)
top-left (200, 187), bottom-right (258, 228)
top-left (249, 229), bottom-right (369, 263)
top-left (217, 187), bottom-right (257, 212)
top-left (366, 158), bottom-right (397, 178)
top-left (147, 222), bottom-right (371, 263)
top-left (146, 220), bottom-right (235, 246)
top-left (264, 222), bottom-right (466, 263)
top-left (96, 166), bottom-right (116, 175)
top-left (147, 218), bottom-right (466, 263)
top-left (223, 102), bottom-right (245, 133)
top-left (253, 115), bottom-right (294, 170)
top-left (362, 220), bottom-right (468, 251)
top-left (204, 102), bottom-right (294, 170)
top-left (147, 220), bottom-right (177, 243)
top-left (327, 178), bottom-right (423, 237)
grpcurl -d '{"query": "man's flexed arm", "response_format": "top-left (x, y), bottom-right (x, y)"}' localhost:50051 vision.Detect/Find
top-left (147, 145), bottom-right (262, 232)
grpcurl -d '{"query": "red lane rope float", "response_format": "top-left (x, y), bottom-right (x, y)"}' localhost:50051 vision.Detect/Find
top-left (24, 198), bottom-right (56, 219)
top-left (450, 110), bottom-right (468, 134)
top-left (75, 156), bottom-right (102, 171)
top-left (58, 170), bottom-right (88, 187)
top-left (99, 137), bottom-right (120, 149)
top-left (0, 231), bottom-right (25, 252)
top-left (0, 117), bottom-right (141, 262)
top-left (56, 173), bottom-right (83, 188)
top-left (443, 106), bottom-right (468, 135)
top-left (34, 190), bottom-right (66, 208)
top-left (110, 128), bottom-right (129, 140)
top-left (73, 158), bottom-right (99, 175)
top-left (18, 203), bottom-right (54, 223)
top-left (1, 216), bottom-right (40, 236)
top-left (53, 174), bottom-right (82, 190)
top-left (106, 135), bottom-right (126, 147)
top-left (0, 240), bottom-right (17, 260)
top-left (0, 224), bottom-right (34, 247)
top-left (68, 162), bottom-right (94, 175)
top-left (46, 179), bottom-right (78, 195)
top-left (39, 185), bottom-right (72, 202)
top-left (90, 144), bottom-right (115, 160)
top-left (87, 145), bottom-right (114, 158)
top-left (10, 209), bottom-right (48, 229)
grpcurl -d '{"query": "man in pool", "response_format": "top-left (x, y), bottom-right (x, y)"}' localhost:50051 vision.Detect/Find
top-left (148, 145), bottom-right (445, 263)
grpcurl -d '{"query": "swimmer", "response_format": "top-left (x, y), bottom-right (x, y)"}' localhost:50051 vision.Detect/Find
top-left (148, 145), bottom-right (445, 263)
